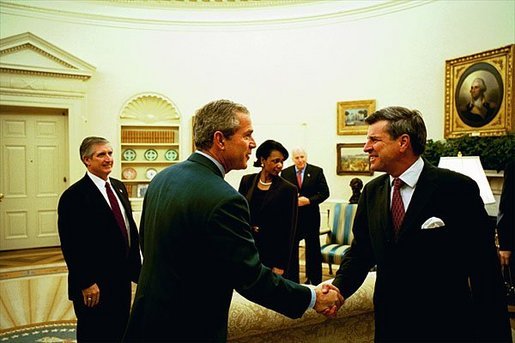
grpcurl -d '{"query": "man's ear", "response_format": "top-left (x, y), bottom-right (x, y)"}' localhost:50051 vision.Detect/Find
top-left (213, 131), bottom-right (225, 150)
top-left (399, 134), bottom-right (411, 152)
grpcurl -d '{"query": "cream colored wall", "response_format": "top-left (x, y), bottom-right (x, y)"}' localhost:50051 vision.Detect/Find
top-left (1, 0), bottom-right (514, 201)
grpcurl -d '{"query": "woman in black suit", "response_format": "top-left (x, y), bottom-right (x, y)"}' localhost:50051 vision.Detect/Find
top-left (239, 140), bottom-right (298, 280)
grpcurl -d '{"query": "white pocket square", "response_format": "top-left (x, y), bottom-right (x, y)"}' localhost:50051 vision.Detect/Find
top-left (421, 217), bottom-right (445, 229)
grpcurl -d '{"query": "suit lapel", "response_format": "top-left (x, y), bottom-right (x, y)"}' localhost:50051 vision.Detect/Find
top-left (110, 178), bottom-right (132, 216)
top-left (300, 164), bottom-right (313, 189)
top-left (397, 163), bottom-right (438, 241)
top-left (375, 176), bottom-right (393, 241)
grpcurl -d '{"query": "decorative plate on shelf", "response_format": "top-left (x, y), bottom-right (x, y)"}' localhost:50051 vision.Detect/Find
top-left (122, 167), bottom-right (137, 180)
top-left (164, 149), bottom-right (178, 161)
top-left (145, 168), bottom-right (158, 180)
top-left (144, 149), bottom-right (158, 161)
top-left (122, 149), bottom-right (136, 161)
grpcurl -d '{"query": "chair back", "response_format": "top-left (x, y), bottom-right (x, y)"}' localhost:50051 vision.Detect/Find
top-left (328, 202), bottom-right (357, 245)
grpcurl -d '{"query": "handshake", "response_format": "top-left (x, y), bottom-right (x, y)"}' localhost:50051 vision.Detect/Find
top-left (313, 283), bottom-right (344, 318)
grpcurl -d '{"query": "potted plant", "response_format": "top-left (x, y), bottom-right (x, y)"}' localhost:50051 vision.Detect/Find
top-left (423, 134), bottom-right (515, 172)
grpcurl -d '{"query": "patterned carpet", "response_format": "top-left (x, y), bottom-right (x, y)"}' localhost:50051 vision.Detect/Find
top-left (0, 321), bottom-right (76, 342)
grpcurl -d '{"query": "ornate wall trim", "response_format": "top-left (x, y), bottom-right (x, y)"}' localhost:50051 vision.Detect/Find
top-left (120, 93), bottom-right (180, 124)
top-left (0, 32), bottom-right (95, 80)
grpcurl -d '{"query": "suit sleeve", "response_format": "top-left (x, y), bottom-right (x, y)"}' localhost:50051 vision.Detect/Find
top-left (208, 193), bottom-right (311, 319)
top-left (308, 168), bottom-right (330, 206)
top-left (332, 184), bottom-right (376, 298)
top-left (58, 189), bottom-right (98, 291)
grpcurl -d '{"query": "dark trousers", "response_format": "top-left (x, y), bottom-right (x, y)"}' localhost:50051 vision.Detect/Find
top-left (285, 243), bottom-right (300, 283)
top-left (72, 284), bottom-right (131, 342)
top-left (303, 229), bottom-right (322, 285)
top-left (287, 233), bottom-right (322, 285)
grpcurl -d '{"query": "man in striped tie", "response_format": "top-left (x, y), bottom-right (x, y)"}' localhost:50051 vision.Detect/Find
top-left (331, 106), bottom-right (510, 342)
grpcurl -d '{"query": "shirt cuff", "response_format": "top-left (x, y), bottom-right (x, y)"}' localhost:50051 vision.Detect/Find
top-left (307, 287), bottom-right (316, 310)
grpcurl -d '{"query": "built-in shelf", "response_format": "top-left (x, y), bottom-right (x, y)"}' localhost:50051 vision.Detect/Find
top-left (121, 125), bottom-right (180, 200)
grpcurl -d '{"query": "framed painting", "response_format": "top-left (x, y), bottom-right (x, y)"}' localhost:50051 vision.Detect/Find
top-left (337, 99), bottom-right (376, 135)
top-left (336, 143), bottom-right (373, 176)
top-left (444, 44), bottom-right (514, 138)
top-left (137, 184), bottom-right (148, 198)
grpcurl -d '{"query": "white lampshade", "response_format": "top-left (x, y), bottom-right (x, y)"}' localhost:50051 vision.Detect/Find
top-left (438, 156), bottom-right (495, 204)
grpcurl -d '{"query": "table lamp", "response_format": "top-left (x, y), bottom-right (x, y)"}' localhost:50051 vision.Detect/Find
top-left (438, 154), bottom-right (495, 204)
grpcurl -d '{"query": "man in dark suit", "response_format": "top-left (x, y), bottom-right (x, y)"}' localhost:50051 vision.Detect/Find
top-left (332, 106), bottom-right (511, 342)
top-left (58, 136), bottom-right (141, 342)
top-left (282, 148), bottom-right (329, 284)
top-left (124, 100), bottom-right (342, 342)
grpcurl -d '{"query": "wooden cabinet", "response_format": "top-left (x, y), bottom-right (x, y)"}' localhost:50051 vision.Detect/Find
top-left (120, 125), bottom-right (180, 200)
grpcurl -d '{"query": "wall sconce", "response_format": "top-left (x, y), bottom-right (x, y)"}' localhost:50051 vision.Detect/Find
top-left (438, 155), bottom-right (495, 205)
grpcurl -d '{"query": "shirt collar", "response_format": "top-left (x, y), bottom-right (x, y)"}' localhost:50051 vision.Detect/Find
top-left (389, 156), bottom-right (424, 188)
top-left (295, 164), bottom-right (307, 174)
top-left (87, 171), bottom-right (110, 188)
top-left (195, 150), bottom-right (225, 178)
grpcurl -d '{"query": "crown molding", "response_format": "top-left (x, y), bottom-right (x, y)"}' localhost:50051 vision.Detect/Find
top-left (0, 0), bottom-right (434, 30)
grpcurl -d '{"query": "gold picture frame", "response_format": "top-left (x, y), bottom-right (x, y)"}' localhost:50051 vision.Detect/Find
top-left (444, 44), bottom-right (514, 138)
top-left (337, 100), bottom-right (376, 135)
top-left (336, 143), bottom-right (373, 176)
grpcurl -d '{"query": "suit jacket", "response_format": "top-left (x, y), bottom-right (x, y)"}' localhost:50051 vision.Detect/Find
top-left (281, 164), bottom-right (329, 239)
top-left (497, 159), bottom-right (514, 252)
top-left (332, 161), bottom-right (510, 342)
top-left (125, 153), bottom-right (312, 342)
top-left (58, 174), bottom-right (141, 301)
top-left (238, 173), bottom-right (298, 271)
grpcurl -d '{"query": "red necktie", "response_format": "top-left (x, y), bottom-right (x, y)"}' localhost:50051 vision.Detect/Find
top-left (391, 178), bottom-right (405, 235)
top-left (105, 182), bottom-right (129, 248)
top-left (297, 170), bottom-right (303, 188)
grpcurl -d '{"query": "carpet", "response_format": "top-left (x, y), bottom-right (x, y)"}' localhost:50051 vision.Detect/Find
top-left (0, 321), bottom-right (76, 342)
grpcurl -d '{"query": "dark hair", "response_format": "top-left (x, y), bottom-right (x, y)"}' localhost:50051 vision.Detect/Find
top-left (194, 99), bottom-right (249, 150)
top-left (80, 136), bottom-right (110, 165)
top-left (253, 140), bottom-right (289, 167)
top-left (365, 106), bottom-right (427, 155)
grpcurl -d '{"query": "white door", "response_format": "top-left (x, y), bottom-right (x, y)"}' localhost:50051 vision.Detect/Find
top-left (0, 106), bottom-right (68, 250)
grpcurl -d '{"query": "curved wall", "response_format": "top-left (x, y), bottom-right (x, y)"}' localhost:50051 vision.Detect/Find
top-left (1, 0), bottom-right (514, 199)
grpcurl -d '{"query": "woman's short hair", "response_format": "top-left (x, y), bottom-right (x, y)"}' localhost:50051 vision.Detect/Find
top-left (253, 139), bottom-right (289, 167)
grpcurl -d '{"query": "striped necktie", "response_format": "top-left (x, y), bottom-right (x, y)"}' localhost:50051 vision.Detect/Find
top-left (391, 178), bottom-right (405, 236)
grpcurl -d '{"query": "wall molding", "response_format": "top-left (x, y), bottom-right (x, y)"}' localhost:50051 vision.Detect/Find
top-left (0, 0), bottom-right (434, 30)
top-left (120, 92), bottom-right (180, 124)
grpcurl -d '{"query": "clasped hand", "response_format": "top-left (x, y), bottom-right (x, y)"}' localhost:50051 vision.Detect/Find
top-left (313, 283), bottom-right (344, 318)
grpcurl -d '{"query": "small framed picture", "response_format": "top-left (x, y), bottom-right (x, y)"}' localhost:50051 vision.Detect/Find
top-left (136, 184), bottom-right (148, 198)
top-left (336, 143), bottom-right (373, 175)
top-left (337, 100), bottom-right (376, 135)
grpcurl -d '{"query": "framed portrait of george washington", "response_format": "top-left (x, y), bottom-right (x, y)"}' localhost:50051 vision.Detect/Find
top-left (337, 100), bottom-right (376, 135)
top-left (444, 44), bottom-right (514, 138)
